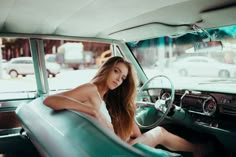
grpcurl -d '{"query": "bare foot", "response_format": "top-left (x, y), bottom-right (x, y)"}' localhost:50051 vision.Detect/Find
top-left (193, 143), bottom-right (206, 157)
top-left (193, 142), bottom-right (214, 157)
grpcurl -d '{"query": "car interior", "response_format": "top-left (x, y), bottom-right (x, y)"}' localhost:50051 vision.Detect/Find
top-left (1, 0), bottom-right (236, 157)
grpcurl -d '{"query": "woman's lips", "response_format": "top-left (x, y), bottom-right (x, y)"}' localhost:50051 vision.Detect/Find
top-left (112, 81), bottom-right (118, 87)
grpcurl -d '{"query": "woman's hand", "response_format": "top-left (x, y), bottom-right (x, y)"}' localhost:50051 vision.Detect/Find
top-left (95, 110), bottom-right (114, 131)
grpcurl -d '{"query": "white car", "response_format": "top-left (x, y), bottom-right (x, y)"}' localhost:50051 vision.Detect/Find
top-left (173, 56), bottom-right (236, 78)
top-left (0, 59), bottom-right (8, 70)
top-left (45, 54), bottom-right (57, 63)
top-left (5, 57), bottom-right (61, 78)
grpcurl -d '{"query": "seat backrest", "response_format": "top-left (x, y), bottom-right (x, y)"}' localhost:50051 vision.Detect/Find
top-left (15, 97), bottom-right (150, 157)
top-left (16, 97), bottom-right (175, 157)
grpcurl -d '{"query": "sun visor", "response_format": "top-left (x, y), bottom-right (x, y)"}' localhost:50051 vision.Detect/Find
top-left (199, 5), bottom-right (236, 29)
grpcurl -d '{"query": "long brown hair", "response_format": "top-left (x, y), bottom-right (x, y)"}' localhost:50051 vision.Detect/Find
top-left (91, 56), bottom-right (137, 140)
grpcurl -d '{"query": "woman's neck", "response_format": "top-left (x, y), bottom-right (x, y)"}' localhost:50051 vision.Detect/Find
top-left (92, 82), bottom-right (108, 99)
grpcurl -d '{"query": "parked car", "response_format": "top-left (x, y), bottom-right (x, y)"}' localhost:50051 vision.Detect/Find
top-left (5, 57), bottom-right (61, 78)
top-left (56, 42), bottom-right (84, 70)
top-left (45, 54), bottom-right (57, 63)
top-left (173, 56), bottom-right (236, 77)
top-left (0, 59), bottom-right (8, 70)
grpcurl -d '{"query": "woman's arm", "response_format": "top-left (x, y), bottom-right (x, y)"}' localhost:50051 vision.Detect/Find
top-left (43, 83), bottom-right (98, 117)
top-left (43, 83), bottom-right (114, 130)
top-left (131, 121), bottom-right (142, 137)
top-left (126, 120), bottom-right (142, 144)
top-left (43, 94), bottom-right (97, 117)
top-left (96, 110), bottom-right (114, 131)
top-left (44, 94), bottom-right (113, 130)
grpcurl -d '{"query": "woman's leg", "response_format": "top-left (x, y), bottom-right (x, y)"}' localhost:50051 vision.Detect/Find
top-left (128, 126), bottom-right (197, 153)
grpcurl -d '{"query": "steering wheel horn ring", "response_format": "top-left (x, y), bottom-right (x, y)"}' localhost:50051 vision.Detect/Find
top-left (135, 75), bottom-right (175, 129)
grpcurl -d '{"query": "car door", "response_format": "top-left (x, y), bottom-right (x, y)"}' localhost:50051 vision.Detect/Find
top-left (22, 59), bottom-right (34, 74)
top-left (0, 37), bottom-right (114, 156)
top-left (198, 58), bottom-right (218, 77)
top-left (0, 38), bottom-right (39, 155)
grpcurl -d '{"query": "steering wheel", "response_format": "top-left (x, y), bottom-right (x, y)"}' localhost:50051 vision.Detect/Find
top-left (135, 75), bottom-right (175, 129)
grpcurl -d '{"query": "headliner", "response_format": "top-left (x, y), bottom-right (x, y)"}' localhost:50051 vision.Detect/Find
top-left (0, 0), bottom-right (236, 41)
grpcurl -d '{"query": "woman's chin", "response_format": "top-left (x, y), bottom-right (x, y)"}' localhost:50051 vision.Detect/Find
top-left (109, 85), bottom-right (117, 90)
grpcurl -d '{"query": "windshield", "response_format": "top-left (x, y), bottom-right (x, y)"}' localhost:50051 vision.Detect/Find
top-left (127, 25), bottom-right (236, 94)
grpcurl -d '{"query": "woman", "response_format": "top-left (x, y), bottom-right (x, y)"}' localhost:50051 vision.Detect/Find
top-left (43, 56), bottom-right (203, 156)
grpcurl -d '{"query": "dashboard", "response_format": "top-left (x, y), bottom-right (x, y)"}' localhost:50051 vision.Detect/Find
top-left (137, 87), bottom-right (236, 153)
top-left (145, 88), bottom-right (236, 133)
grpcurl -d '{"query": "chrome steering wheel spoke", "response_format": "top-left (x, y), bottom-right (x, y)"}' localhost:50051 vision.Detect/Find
top-left (135, 75), bottom-right (175, 129)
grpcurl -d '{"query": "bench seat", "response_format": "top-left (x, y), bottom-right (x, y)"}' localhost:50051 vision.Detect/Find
top-left (15, 97), bottom-right (181, 157)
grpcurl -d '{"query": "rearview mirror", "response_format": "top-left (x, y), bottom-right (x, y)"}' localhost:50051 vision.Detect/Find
top-left (194, 41), bottom-right (223, 52)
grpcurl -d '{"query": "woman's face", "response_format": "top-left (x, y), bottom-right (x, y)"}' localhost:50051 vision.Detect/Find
top-left (106, 62), bottom-right (128, 90)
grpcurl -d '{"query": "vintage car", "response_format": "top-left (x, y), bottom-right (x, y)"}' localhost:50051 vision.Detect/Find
top-left (0, 0), bottom-right (236, 157)
top-left (5, 57), bottom-right (61, 78)
top-left (171, 56), bottom-right (236, 77)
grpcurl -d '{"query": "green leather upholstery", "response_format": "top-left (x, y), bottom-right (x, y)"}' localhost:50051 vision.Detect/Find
top-left (15, 97), bottom-right (181, 157)
top-left (133, 143), bottom-right (182, 157)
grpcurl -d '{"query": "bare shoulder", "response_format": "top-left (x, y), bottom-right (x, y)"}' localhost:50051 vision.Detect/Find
top-left (69, 83), bottom-right (98, 100)
top-left (72, 83), bottom-right (101, 108)
top-left (73, 83), bottom-right (96, 93)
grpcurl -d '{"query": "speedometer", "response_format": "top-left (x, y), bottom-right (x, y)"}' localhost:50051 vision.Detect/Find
top-left (161, 92), bottom-right (171, 100)
top-left (203, 97), bottom-right (217, 116)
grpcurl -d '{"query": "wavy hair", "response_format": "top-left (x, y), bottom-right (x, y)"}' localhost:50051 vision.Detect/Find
top-left (91, 56), bottom-right (137, 140)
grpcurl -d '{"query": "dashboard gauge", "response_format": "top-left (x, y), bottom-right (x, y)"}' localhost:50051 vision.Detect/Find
top-left (221, 97), bottom-right (230, 104)
top-left (161, 92), bottom-right (171, 100)
top-left (203, 97), bottom-right (217, 116)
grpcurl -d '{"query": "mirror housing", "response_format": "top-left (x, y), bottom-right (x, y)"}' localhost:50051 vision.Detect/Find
top-left (194, 41), bottom-right (223, 52)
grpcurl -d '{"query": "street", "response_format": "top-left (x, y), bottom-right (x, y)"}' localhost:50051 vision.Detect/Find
top-left (0, 69), bottom-right (97, 93)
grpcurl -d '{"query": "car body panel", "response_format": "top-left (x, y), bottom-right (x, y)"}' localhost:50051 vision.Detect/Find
top-left (173, 56), bottom-right (236, 77)
top-left (5, 57), bottom-right (60, 78)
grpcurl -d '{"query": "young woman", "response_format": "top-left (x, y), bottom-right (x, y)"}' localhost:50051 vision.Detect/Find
top-left (43, 56), bottom-right (204, 157)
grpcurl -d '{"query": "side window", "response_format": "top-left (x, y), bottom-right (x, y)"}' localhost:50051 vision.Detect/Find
top-left (0, 38), bottom-right (113, 99)
top-left (0, 38), bottom-right (37, 100)
top-left (43, 40), bottom-right (112, 93)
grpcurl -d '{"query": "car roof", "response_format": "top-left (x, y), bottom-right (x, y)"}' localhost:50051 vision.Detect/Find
top-left (10, 57), bottom-right (32, 61)
top-left (176, 56), bottom-right (220, 62)
top-left (0, 0), bottom-right (236, 41)
top-left (183, 56), bottom-right (212, 59)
